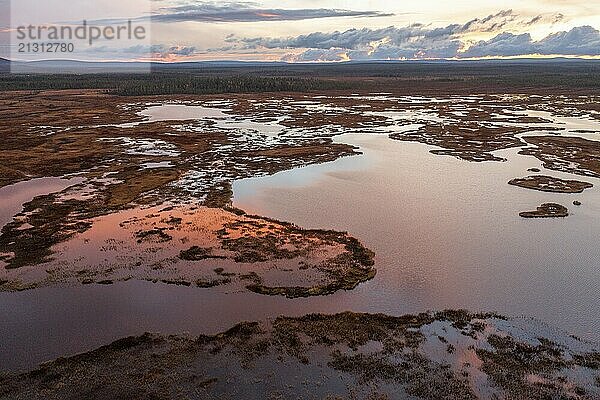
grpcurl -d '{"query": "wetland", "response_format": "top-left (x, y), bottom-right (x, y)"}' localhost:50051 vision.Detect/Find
top-left (1, 68), bottom-right (600, 398)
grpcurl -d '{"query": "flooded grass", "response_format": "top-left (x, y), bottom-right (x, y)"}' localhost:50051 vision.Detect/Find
top-left (2, 311), bottom-right (598, 399)
top-left (1, 88), bottom-right (600, 397)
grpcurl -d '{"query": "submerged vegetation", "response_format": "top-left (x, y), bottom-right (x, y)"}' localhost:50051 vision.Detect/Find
top-left (2, 311), bottom-right (599, 400)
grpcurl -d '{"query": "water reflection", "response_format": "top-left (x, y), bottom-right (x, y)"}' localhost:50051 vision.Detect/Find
top-left (2, 99), bottom-right (600, 372)
top-left (0, 177), bottom-right (84, 229)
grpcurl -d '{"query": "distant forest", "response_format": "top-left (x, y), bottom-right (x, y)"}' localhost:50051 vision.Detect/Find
top-left (1, 61), bottom-right (600, 95)
top-left (0, 73), bottom-right (353, 95)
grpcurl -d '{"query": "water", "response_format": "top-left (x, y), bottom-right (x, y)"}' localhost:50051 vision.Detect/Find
top-left (233, 134), bottom-right (600, 340)
top-left (0, 177), bottom-right (84, 229)
top-left (2, 99), bottom-right (599, 372)
top-left (126, 104), bottom-right (286, 136)
top-left (139, 104), bottom-right (229, 121)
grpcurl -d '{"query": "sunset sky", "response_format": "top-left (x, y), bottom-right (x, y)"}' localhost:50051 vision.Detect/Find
top-left (144, 0), bottom-right (600, 61)
top-left (4, 0), bottom-right (600, 62)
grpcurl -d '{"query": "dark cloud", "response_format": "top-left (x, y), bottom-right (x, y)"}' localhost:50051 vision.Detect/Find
top-left (151, 1), bottom-right (392, 23)
top-left (526, 15), bottom-right (543, 26)
top-left (460, 9), bottom-right (517, 32)
top-left (553, 14), bottom-right (565, 24)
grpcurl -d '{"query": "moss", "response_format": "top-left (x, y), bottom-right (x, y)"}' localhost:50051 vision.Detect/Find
top-left (0, 196), bottom-right (92, 269)
top-left (5, 310), bottom-right (599, 400)
top-left (196, 377), bottom-right (218, 389)
top-left (222, 235), bottom-right (302, 263)
top-left (136, 228), bottom-right (172, 243)
top-left (390, 120), bottom-right (526, 162)
top-left (476, 334), bottom-right (574, 398)
top-left (195, 277), bottom-right (231, 288)
top-left (0, 372), bottom-right (15, 397)
top-left (508, 175), bottom-right (593, 193)
top-left (163, 216), bottom-right (182, 225)
top-left (105, 168), bottom-right (181, 208)
top-left (573, 353), bottom-right (600, 369)
top-left (272, 312), bottom-right (434, 353)
top-left (178, 246), bottom-right (226, 261)
top-left (0, 91), bottom-right (365, 274)
top-left (160, 279), bottom-right (191, 287)
top-left (328, 350), bottom-right (476, 399)
top-left (520, 136), bottom-right (600, 178)
top-left (213, 268), bottom-right (235, 277)
top-left (203, 183), bottom-right (234, 208)
top-left (434, 309), bottom-right (500, 338)
top-left (238, 271), bottom-right (262, 283)
top-left (101, 333), bottom-right (159, 352)
top-left (328, 350), bottom-right (399, 382)
top-left (224, 206), bottom-right (246, 216)
top-left (343, 237), bottom-right (375, 267)
top-left (245, 267), bottom-right (375, 298)
top-left (0, 171), bottom-right (177, 269)
top-left (218, 321), bottom-right (263, 340)
top-left (519, 203), bottom-right (569, 218)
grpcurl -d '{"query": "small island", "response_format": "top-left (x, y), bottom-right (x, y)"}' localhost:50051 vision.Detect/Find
top-left (509, 175), bottom-right (593, 193)
top-left (519, 203), bottom-right (569, 218)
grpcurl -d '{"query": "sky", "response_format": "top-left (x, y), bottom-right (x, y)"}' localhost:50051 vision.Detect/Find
top-left (148, 0), bottom-right (600, 61)
top-left (3, 0), bottom-right (600, 62)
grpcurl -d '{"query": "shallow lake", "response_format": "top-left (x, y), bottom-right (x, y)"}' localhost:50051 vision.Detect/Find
top-left (0, 177), bottom-right (83, 229)
top-left (234, 133), bottom-right (600, 339)
top-left (1, 100), bottom-right (599, 371)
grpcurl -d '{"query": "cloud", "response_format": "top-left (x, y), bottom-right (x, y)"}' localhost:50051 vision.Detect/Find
top-left (282, 48), bottom-right (349, 62)
top-left (224, 10), bottom-right (599, 61)
top-left (537, 25), bottom-right (600, 55)
top-left (233, 10), bottom-right (536, 50)
top-left (460, 9), bottom-right (518, 32)
top-left (109, 44), bottom-right (198, 59)
top-left (553, 14), bottom-right (565, 24)
top-left (150, 44), bottom-right (197, 58)
top-left (461, 33), bottom-right (534, 57)
top-left (462, 26), bottom-right (600, 57)
top-left (150, 1), bottom-right (392, 23)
